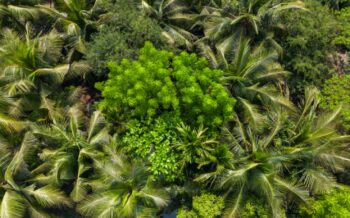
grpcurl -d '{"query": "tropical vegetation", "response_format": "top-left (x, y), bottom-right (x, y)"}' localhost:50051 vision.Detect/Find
top-left (1, 0), bottom-right (350, 217)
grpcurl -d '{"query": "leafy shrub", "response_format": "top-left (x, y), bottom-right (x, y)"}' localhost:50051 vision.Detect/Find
top-left (192, 193), bottom-right (225, 218)
top-left (172, 51), bottom-right (235, 126)
top-left (121, 113), bottom-right (228, 182)
top-left (320, 74), bottom-right (350, 131)
top-left (279, 0), bottom-right (337, 96)
top-left (177, 192), bottom-right (225, 218)
top-left (122, 113), bottom-right (182, 182)
top-left (96, 43), bottom-right (177, 118)
top-left (240, 198), bottom-right (271, 218)
top-left (300, 189), bottom-right (350, 218)
top-left (86, 0), bottom-right (166, 77)
top-left (177, 209), bottom-right (198, 218)
top-left (96, 42), bottom-right (235, 127)
top-left (334, 7), bottom-right (350, 49)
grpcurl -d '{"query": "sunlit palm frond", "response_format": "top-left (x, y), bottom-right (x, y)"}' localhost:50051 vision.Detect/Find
top-left (238, 97), bottom-right (265, 129)
top-left (223, 185), bottom-right (244, 218)
top-left (0, 191), bottom-right (26, 218)
top-left (23, 185), bottom-right (72, 209)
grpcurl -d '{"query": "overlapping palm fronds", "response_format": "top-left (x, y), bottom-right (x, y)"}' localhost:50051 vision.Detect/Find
top-left (196, 87), bottom-right (350, 217)
top-left (31, 109), bottom-right (110, 202)
top-left (0, 24), bottom-right (90, 121)
top-left (77, 143), bottom-right (169, 217)
top-left (0, 132), bottom-right (72, 218)
top-left (141, 0), bottom-right (198, 49)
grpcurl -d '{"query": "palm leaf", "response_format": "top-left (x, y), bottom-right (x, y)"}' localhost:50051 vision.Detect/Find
top-left (316, 106), bottom-right (341, 131)
top-left (24, 185), bottom-right (72, 209)
top-left (0, 191), bottom-right (26, 218)
top-left (224, 186), bottom-right (244, 218)
top-left (274, 178), bottom-right (308, 203)
top-left (87, 110), bottom-right (105, 142)
top-left (139, 187), bottom-right (169, 208)
top-left (30, 64), bottom-right (70, 83)
top-left (238, 97), bottom-right (265, 129)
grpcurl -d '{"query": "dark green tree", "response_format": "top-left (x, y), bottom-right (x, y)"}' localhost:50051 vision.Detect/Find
top-left (279, 0), bottom-right (337, 97)
top-left (86, 0), bottom-right (166, 77)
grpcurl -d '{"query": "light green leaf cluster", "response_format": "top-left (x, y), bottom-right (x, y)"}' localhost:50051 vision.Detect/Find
top-left (173, 52), bottom-right (235, 126)
top-left (96, 42), bottom-right (235, 126)
top-left (300, 189), bottom-right (350, 218)
top-left (96, 42), bottom-right (177, 118)
top-left (334, 7), bottom-right (350, 49)
top-left (320, 74), bottom-right (350, 131)
top-left (122, 114), bottom-right (182, 182)
top-left (177, 192), bottom-right (225, 218)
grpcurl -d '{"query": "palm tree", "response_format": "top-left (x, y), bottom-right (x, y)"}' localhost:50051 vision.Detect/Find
top-left (196, 87), bottom-right (350, 217)
top-left (0, 25), bottom-right (90, 121)
top-left (0, 131), bottom-right (72, 218)
top-left (31, 109), bottom-right (110, 202)
top-left (220, 37), bottom-right (294, 128)
top-left (77, 144), bottom-right (169, 218)
top-left (194, 0), bottom-right (305, 63)
top-left (0, 1), bottom-right (39, 34)
top-left (38, 0), bottom-right (101, 56)
top-left (141, 0), bottom-right (198, 49)
top-left (175, 122), bottom-right (232, 170)
top-left (39, 0), bottom-right (96, 30)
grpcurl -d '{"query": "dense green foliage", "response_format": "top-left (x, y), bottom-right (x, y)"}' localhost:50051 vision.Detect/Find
top-left (334, 7), bottom-right (350, 49)
top-left (85, 0), bottom-right (166, 77)
top-left (1, 0), bottom-right (350, 217)
top-left (122, 114), bottom-right (182, 182)
top-left (197, 87), bottom-right (350, 217)
top-left (96, 42), bottom-right (235, 126)
top-left (240, 198), bottom-right (271, 218)
top-left (321, 74), bottom-right (350, 131)
top-left (300, 189), bottom-right (350, 218)
top-left (280, 0), bottom-right (337, 96)
top-left (178, 192), bottom-right (225, 218)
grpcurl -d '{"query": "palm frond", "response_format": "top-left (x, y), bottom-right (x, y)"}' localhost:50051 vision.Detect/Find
top-left (87, 110), bottom-right (105, 142)
top-left (262, 111), bottom-right (283, 149)
top-left (238, 97), bottom-right (265, 129)
top-left (30, 64), bottom-right (70, 83)
top-left (195, 41), bottom-right (219, 68)
top-left (139, 187), bottom-right (169, 208)
top-left (0, 191), bottom-right (26, 218)
top-left (77, 194), bottom-right (117, 218)
top-left (300, 167), bottom-right (337, 194)
top-left (224, 186), bottom-right (244, 218)
top-left (274, 178), bottom-right (308, 203)
top-left (0, 113), bottom-right (25, 132)
top-left (316, 106), bottom-right (342, 131)
top-left (246, 84), bottom-right (296, 111)
top-left (70, 177), bottom-right (89, 202)
top-left (23, 185), bottom-right (72, 209)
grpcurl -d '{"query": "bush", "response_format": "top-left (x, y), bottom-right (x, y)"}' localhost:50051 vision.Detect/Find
top-left (320, 74), bottom-right (350, 131)
top-left (177, 209), bottom-right (198, 218)
top-left (96, 42), bottom-right (235, 127)
top-left (122, 113), bottom-right (182, 182)
top-left (279, 0), bottom-right (337, 97)
top-left (177, 192), bottom-right (225, 218)
top-left (86, 0), bottom-right (166, 77)
top-left (334, 7), bottom-right (350, 49)
top-left (240, 198), bottom-right (271, 218)
top-left (300, 189), bottom-right (350, 218)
